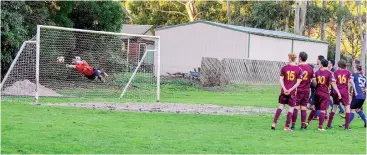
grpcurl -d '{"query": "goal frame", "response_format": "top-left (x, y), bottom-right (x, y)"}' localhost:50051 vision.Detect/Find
top-left (0, 40), bottom-right (37, 90)
top-left (34, 25), bottom-right (161, 103)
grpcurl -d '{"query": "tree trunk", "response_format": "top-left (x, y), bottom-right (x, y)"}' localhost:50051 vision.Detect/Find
top-left (294, 0), bottom-right (300, 34)
top-left (184, 0), bottom-right (196, 22)
top-left (365, 1), bottom-right (367, 76)
top-left (321, 0), bottom-right (327, 40)
top-left (358, 0), bottom-right (366, 75)
top-left (335, 0), bottom-right (344, 62)
top-left (227, 0), bottom-right (231, 24)
top-left (285, 1), bottom-right (290, 32)
top-left (299, 0), bottom-right (307, 35)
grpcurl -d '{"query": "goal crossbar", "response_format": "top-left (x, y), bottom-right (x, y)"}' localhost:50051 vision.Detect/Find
top-left (38, 25), bottom-right (160, 39)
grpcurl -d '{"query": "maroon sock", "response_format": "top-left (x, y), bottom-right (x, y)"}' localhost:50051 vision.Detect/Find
top-left (301, 110), bottom-right (307, 127)
top-left (292, 109), bottom-right (299, 127)
top-left (307, 110), bottom-right (316, 123)
top-left (285, 112), bottom-right (293, 127)
top-left (345, 113), bottom-right (350, 129)
top-left (319, 112), bottom-right (325, 129)
top-left (273, 108), bottom-right (282, 124)
top-left (327, 112), bottom-right (335, 128)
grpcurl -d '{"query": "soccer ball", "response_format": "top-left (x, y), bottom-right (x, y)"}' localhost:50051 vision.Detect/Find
top-left (57, 56), bottom-right (64, 63)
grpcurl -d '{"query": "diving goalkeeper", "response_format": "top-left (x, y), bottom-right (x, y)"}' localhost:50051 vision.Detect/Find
top-left (66, 57), bottom-right (107, 82)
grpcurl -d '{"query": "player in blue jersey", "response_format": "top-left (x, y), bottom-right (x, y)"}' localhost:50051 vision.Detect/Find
top-left (341, 65), bottom-right (366, 129)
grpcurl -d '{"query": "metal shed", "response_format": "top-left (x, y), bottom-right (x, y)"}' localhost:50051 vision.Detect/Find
top-left (155, 20), bottom-right (328, 74)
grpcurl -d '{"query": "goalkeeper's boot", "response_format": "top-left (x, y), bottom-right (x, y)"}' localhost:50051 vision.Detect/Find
top-left (98, 76), bottom-right (106, 83)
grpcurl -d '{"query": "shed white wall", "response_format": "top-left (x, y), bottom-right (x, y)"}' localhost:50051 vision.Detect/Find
top-left (293, 40), bottom-right (328, 64)
top-left (155, 23), bottom-right (248, 74)
top-left (248, 35), bottom-right (292, 62)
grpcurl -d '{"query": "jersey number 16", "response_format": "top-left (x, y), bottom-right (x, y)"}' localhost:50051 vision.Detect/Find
top-left (286, 71), bottom-right (295, 80)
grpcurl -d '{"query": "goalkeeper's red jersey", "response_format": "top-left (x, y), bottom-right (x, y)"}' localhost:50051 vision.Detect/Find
top-left (75, 61), bottom-right (94, 76)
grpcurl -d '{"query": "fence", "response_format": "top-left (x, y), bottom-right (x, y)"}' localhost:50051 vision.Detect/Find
top-left (201, 57), bottom-right (287, 86)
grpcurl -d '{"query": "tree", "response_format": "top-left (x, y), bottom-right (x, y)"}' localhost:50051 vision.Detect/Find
top-left (179, 0), bottom-right (197, 22)
top-left (125, 0), bottom-right (227, 27)
top-left (335, 0), bottom-right (344, 62)
top-left (294, 1), bottom-right (300, 34)
top-left (321, 0), bottom-right (327, 40)
top-left (304, 1), bottom-right (331, 38)
top-left (227, 0), bottom-right (231, 24)
top-left (245, 1), bottom-right (292, 31)
top-left (299, 0), bottom-right (307, 35)
top-left (357, 0), bottom-right (366, 73)
top-left (1, 1), bottom-right (125, 79)
top-left (69, 1), bottom-right (124, 32)
top-left (1, 1), bottom-right (28, 79)
top-left (125, 1), bottom-right (189, 27)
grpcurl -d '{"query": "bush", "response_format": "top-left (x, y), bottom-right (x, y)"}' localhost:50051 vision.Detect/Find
top-left (162, 79), bottom-right (199, 87)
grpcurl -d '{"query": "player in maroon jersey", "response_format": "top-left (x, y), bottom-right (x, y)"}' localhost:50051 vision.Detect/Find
top-left (272, 53), bottom-right (303, 131)
top-left (291, 51), bottom-right (314, 130)
top-left (326, 59), bottom-right (356, 129)
top-left (306, 59), bottom-right (341, 131)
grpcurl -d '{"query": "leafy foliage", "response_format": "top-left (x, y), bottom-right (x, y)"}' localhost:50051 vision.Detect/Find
top-left (1, 1), bottom-right (28, 78)
top-left (246, 1), bottom-right (292, 31)
top-left (1, 1), bottom-right (125, 79)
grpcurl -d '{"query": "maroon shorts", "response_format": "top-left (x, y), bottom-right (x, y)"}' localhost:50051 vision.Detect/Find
top-left (315, 93), bottom-right (329, 110)
top-left (296, 90), bottom-right (310, 106)
top-left (279, 94), bottom-right (296, 107)
top-left (332, 92), bottom-right (350, 106)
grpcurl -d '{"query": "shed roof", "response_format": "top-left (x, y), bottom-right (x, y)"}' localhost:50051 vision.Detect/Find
top-left (121, 24), bottom-right (153, 35)
top-left (156, 20), bottom-right (327, 44)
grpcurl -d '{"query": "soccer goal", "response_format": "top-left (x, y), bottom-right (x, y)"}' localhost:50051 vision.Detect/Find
top-left (1, 25), bottom-right (161, 103)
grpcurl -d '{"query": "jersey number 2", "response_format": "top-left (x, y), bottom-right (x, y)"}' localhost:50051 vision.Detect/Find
top-left (302, 71), bottom-right (308, 81)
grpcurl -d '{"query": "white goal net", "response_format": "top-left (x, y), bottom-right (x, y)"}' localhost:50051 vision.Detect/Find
top-left (1, 25), bottom-right (160, 103)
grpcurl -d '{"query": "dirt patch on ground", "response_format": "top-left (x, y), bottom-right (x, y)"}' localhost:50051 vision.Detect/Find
top-left (46, 102), bottom-right (276, 116)
top-left (2, 80), bottom-right (63, 97)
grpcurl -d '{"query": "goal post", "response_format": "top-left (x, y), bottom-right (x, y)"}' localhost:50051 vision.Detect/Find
top-left (2, 25), bottom-right (161, 103)
top-left (119, 48), bottom-right (149, 99)
top-left (0, 41), bottom-right (36, 90)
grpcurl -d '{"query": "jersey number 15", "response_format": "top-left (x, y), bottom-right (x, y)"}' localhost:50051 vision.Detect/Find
top-left (286, 71), bottom-right (295, 80)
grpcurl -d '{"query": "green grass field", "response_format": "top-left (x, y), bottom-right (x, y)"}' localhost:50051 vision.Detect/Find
top-left (1, 84), bottom-right (366, 154)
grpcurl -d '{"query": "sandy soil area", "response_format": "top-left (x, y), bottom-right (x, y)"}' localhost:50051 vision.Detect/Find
top-left (46, 102), bottom-right (276, 116)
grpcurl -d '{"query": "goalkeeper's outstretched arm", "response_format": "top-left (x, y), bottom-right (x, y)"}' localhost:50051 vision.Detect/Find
top-left (66, 64), bottom-right (76, 69)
